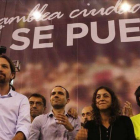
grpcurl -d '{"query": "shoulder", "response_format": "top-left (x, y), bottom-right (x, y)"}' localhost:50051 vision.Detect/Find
top-left (35, 114), bottom-right (47, 121)
top-left (131, 114), bottom-right (140, 121)
top-left (10, 90), bottom-right (29, 105)
top-left (117, 115), bottom-right (131, 121)
top-left (115, 116), bottom-right (133, 127)
top-left (131, 114), bottom-right (140, 125)
top-left (12, 90), bottom-right (28, 99)
top-left (32, 114), bottom-right (47, 126)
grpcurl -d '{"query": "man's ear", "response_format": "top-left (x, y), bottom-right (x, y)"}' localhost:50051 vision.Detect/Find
top-left (66, 98), bottom-right (70, 104)
top-left (43, 107), bottom-right (46, 113)
top-left (10, 73), bottom-right (15, 80)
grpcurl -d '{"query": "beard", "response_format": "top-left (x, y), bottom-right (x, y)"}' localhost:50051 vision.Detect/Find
top-left (0, 74), bottom-right (6, 84)
top-left (52, 104), bottom-right (65, 109)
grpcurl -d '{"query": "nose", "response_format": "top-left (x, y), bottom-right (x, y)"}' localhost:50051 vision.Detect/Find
top-left (83, 114), bottom-right (87, 119)
top-left (32, 103), bottom-right (37, 108)
top-left (100, 95), bottom-right (104, 100)
top-left (0, 68), bottom-right (3, 73)
top-left (84, 118), bottom-right (88, 123)
top-left (54, 92), bottom-right (59, 98)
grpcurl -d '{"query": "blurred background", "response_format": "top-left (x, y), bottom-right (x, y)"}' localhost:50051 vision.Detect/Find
top-left (0, 0), bottom-right (140, 116)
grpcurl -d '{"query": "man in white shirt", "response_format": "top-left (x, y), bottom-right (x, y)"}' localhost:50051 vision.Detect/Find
top-left (29, 86), bottom-right (81, 140)
top-left (0, 55), bottom-right (31, 140)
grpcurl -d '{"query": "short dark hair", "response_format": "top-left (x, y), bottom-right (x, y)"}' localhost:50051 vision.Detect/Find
top-left (92, 86), bottom-right (121, 124)
top-left (0, 55), bottom-right (16, 90)
top-left (54, 85), bottom-right (69, 98)
top-left (29, 93), bottom-right (46, 107)
top-left (134, 86), bottom-right (140, 107)
top-left (0, 55), bottom-right (16, 81)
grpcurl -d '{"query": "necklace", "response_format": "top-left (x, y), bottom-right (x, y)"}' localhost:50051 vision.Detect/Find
top-left (99, 125), bottom-right (112, 140)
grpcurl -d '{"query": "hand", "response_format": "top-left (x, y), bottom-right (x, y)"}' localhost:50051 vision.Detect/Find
top-left (122, 101), bottom-right (133, 117)
top-left (56, 114), bottom-right (74, 131)
top-left (12, 132), bottom-right (26, 140)
top-left (75, 127), bottom-right (88, 140)
top-left (67, 107), bottom-right (78, 119)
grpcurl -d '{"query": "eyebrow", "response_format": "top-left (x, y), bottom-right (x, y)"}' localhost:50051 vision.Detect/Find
top-left (1, 64), bottom-right (8, 66)
top-left (51, 91), bottom-right (64, 94)
top-left (97, 93), bottom-right (109, 95)
top-left (29, 100), bottom-right (43, 102)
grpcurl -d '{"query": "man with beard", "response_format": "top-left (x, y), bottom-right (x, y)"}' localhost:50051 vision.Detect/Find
top-left (81, 106), bottom-right (93, 126)
top-left (29, 93), bottom-right (79, 124)
top-left (28, 86), bottom-right (81, 140)
top-left (0, 55), bottom-right (30, 140)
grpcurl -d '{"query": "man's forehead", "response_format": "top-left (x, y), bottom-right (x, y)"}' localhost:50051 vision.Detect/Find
top-left (0, 58), bottom-right (10, 65)
top-left (29, 96), bottom-right (43, 102)
top-left (51, 87), bottom-right (66, 93)
top-left (82, 106), bottom-right (93, 113)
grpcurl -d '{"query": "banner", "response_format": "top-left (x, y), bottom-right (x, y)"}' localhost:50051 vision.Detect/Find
top-left (0, 0), bottom-right (140, 114)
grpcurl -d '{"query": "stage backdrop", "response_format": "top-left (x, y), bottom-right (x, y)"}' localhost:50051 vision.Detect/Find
top-left (0, 0), bottom-right (140, 115)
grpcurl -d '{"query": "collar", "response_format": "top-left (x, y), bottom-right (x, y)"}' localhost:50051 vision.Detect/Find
top-left (47, 111), bottom-right (69, 118)
top-left (0, 88), bottom-right (17, 98)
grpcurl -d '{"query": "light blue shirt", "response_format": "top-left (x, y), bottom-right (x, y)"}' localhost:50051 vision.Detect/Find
top-left (28, 111), bottom-right (81, 140)
top-left (0, 89), bottom-right (31, 140)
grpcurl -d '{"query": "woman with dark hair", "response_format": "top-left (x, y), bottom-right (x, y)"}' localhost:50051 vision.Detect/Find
top-left (76, 86), bottom-right (135, 140)
top-left (92, 86), bottom-right (121, 125)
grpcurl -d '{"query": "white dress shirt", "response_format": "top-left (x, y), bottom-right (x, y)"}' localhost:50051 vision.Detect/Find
top-left (0, 89), bottom-right (31, 140)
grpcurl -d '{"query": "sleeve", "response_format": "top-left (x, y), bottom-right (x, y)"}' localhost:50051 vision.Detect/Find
top-left (67, 117), bottom-right (81, 140)
top-left (16, 96), bottom-right (31, 139)
top-left (28, 116), bottom-right (42, 140)
top-left (131, 115), bottom-right (140, 140)
top-left (124, 116), bottom-right (136, 140)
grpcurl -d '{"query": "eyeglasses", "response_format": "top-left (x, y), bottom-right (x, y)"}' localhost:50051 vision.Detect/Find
top-left (29, 101), bottom-right (44, 106)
